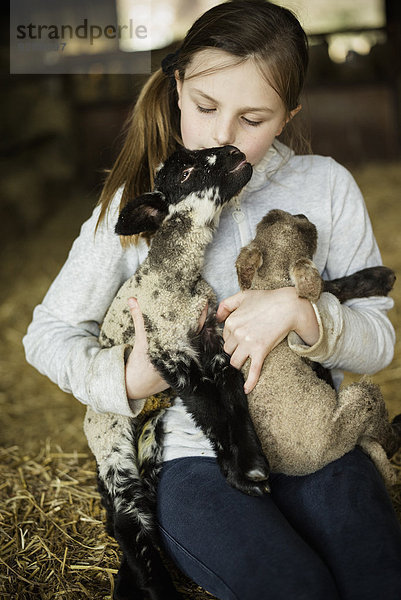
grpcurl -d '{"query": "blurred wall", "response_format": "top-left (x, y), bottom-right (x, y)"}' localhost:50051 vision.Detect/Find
top-left (2, 3), bottom-right (400, 244)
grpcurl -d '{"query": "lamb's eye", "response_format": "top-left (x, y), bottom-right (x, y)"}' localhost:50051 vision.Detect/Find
top-left (180, 167), bottom-right (193, 183)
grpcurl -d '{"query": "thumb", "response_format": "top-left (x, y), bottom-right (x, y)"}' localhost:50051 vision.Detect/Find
top-left (216, 291), bottom-right (244, 322)
top-left (127, 297), bottom-right (147, 345)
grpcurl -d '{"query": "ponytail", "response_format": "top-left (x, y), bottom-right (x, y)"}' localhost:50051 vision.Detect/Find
top-left (96, 68), bottom-right (181, 238)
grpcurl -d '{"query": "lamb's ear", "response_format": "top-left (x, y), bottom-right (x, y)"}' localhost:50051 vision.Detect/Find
top-left (236, 243), bottom-right (263, 290)
top-left (115, 191), bottom-right (168, 235)
top-left (290, 258), bottom-right (323, 302)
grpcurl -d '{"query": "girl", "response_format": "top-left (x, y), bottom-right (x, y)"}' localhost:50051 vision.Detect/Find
top-left (23, 1), bottom-right (401, 598)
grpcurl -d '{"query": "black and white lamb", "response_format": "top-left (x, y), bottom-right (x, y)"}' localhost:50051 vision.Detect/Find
top-left (84, 145), bottom-right (270, 600)
top-left (84, 147), bottom-right (398, 600)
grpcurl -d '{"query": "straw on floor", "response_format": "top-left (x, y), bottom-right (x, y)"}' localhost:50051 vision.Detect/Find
top-left (0, 443), bottom-right (218, 599)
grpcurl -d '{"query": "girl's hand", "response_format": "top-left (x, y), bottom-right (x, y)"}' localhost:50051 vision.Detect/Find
top-left (216, 288), bottom-right (319, 394)
top-left (125, 298), bottom-right (209, 400)
top-left (125, 298), bottom-right (170, 400)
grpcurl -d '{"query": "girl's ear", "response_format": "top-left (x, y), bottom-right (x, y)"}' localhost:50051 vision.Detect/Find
top-left (276, 104), bottom-right (302, 136)
top-left (115, 192), bottom-right (169, 235)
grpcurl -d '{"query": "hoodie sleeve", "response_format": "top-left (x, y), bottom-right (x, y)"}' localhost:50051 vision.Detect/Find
top-left (288, 159), bottom-right (395, 377)
top-left (23, 191), bottom-right (146, 417)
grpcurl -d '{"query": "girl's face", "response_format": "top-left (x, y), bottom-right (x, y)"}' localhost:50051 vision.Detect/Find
top-left (176, 49), bottom-right (299, 166)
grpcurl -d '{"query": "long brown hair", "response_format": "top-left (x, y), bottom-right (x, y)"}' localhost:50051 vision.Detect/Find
top-left (97, 0), bottom-right (310, 240)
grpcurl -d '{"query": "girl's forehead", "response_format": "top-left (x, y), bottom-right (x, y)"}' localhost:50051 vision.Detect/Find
top-left (183, 49), bottom-right (284, 111)
top-left (185, 48), bottom-right (242, 76)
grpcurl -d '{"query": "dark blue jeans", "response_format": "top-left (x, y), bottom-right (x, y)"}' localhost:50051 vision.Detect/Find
top-left (157, 448), bottom-right (401, 600)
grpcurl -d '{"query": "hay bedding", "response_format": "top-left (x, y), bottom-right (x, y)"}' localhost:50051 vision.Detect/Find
top-left (0, 443), bottom-right (216, 599)
top-left (1, 162), bottom-right (401, 598)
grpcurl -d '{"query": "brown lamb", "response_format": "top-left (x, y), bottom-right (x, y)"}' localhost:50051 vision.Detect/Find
top-left (236, 209), bottom-right (401, 484)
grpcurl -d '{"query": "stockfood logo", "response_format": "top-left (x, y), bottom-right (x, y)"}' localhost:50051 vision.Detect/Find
top-left (10, 0), bottom-right (151, 74)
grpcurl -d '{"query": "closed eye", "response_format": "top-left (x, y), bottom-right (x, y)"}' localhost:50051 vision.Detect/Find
top-left (197, 105), bottom-right (261, 127)
top-left (197, 105), bottom-right (215, 114)
top-left (242, 116), bottom-right (262, 127)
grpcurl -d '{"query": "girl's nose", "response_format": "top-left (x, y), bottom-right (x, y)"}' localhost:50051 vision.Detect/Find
top-left (213, 118), bottom-right (236, 147)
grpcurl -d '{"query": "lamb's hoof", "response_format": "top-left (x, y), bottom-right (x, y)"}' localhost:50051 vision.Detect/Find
top-left (242, 449), bottom-right (270, 482)
top-left (245, 467), bottom-right (269, 481)
top-left (220, 458), bottom-right (271, 496)
top-left (227, 472), bottom-right (271, 496)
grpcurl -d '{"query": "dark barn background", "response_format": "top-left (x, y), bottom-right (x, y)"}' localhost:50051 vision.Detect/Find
top-left (1, 1), bottom-right (401, 598)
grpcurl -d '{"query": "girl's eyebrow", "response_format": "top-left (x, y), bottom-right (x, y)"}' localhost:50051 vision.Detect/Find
top-left (191, 88), bottom-right (274, 113)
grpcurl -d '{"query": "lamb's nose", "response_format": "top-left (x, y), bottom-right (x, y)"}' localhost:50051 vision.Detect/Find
top-left (228, 146), bottom-right (241, 155)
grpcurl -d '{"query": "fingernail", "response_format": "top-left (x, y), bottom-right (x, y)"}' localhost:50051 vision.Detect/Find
top-left (128, 298), bottom-right (136, 309)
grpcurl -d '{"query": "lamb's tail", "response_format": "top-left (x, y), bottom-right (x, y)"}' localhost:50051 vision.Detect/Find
top-left (358, 437), bottom-right (397, 487)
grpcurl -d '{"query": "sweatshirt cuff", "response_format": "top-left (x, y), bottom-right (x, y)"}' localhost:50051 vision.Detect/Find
top-left (288, 292), bottom-right (344, 364)
top-left (86, 344), bottom-right (146, 417)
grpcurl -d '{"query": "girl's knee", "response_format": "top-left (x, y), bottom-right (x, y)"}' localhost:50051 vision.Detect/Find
top-left (218, 538), bottom-right (339, 600)
top-left (229, 557), bottom-right (339, 600)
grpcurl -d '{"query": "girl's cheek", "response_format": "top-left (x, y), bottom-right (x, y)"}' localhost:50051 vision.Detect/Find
top-left (180, 117), bottom-right (203, 149)
top-left (242, 138), bottom-right (273, 166)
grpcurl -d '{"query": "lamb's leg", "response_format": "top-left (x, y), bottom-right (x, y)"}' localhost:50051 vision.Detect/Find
top-left (113, 510), bottom-right (180, 600)
top-left (385, 414), bottom-right (401, 458)
top-left (333, 381), bottom-right (387, 440)
top-left (323, 266), bottom-right (395, 303)
top-left (97, 477), bottom-right (144, 598)
top-left (329, 381), bottom-right (400, 479)
top-left (151, 344), bottom-right (270, 497)
top-left (291, 261), bottom-right (395, 305)
top-left (113, 556), bottom-right (143, 600)
top-left (165, 312), bottom-right (269, 494)
top-left (185, 373), bottom-right (270, 496)
top-left (93, 415), bottom-right (180, 600)
top-left (199, 315), bottom-right (270, 493)
top-left (208, 355), bottom-right (271, 494)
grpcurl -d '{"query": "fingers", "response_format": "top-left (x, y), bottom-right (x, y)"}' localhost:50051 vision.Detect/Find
top-left (216, 291), bottom-right (244, 322)
top-left (228, 343), bottom-right (265, 394)
top-left (228, 344), bottom-right (248, 369)
top-left (243, 359), bottom-right (264, 394)
top-left (225, 325), bottom-right (265, 394)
